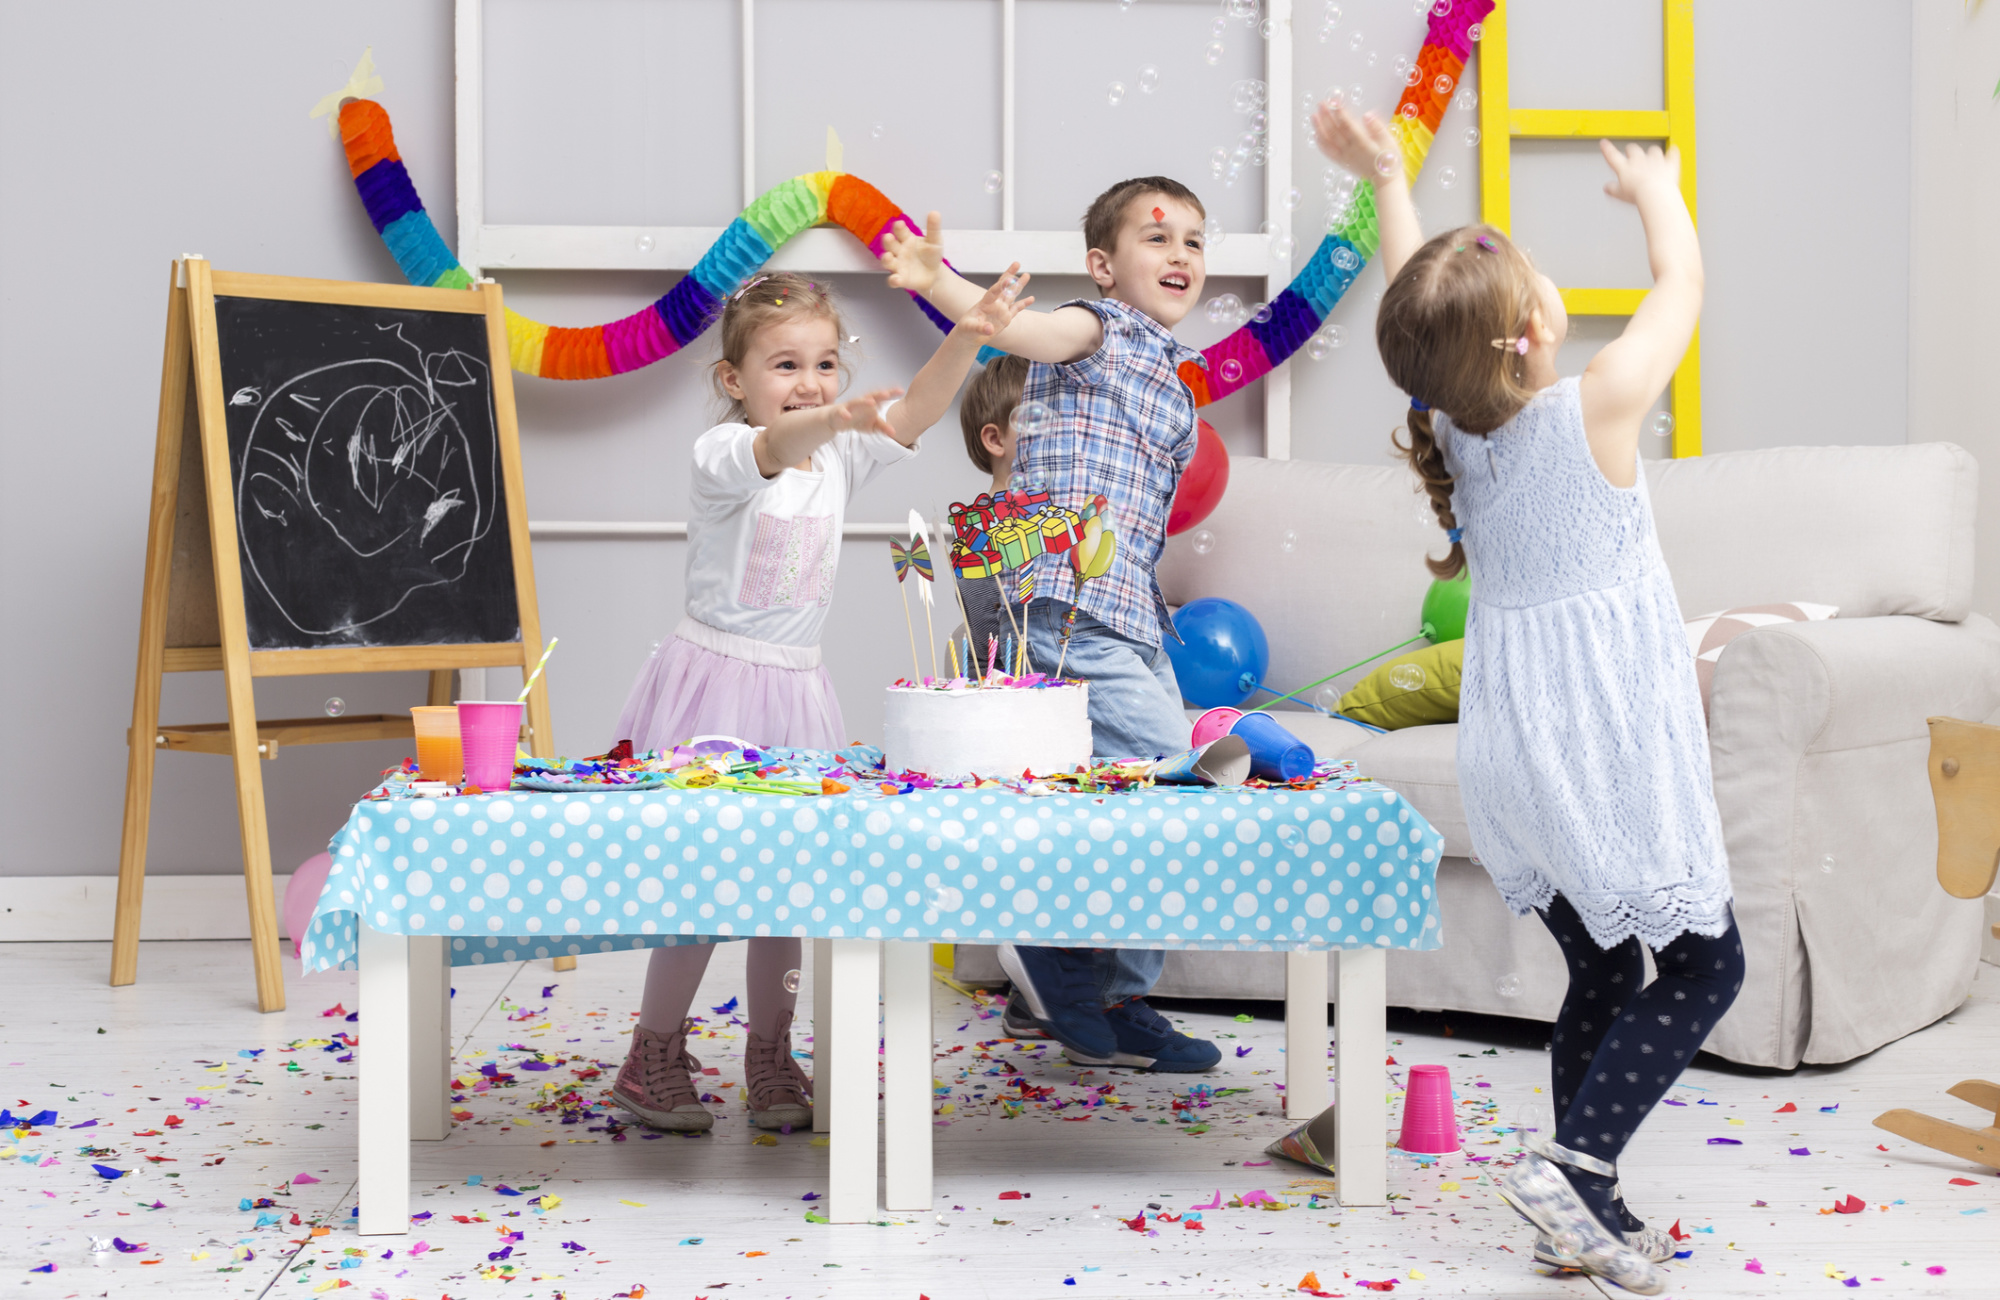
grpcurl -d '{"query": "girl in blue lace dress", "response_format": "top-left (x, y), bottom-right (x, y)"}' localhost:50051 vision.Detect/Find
top-left (1313, 100), bottom-right (1745, 1296)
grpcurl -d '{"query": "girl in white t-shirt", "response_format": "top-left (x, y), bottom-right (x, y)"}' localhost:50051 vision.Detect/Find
top-left (611, 268), bottom-right (1028, 1132)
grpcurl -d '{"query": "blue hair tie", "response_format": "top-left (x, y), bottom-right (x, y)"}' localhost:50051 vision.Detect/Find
top-left (1446, 527), bottom-right (1464, 544)
top-left (1409, 398), bottom-right (1430, 412)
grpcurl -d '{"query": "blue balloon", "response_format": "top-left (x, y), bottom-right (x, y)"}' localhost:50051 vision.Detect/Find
top-left (1164, 598), bottom-right (1271, 709)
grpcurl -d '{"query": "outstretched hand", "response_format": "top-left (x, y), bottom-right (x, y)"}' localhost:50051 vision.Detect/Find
top-left (1311, 99), bottom-right (1403, 182)
top-left (826, 386), bottom-right (905, 438)
top-left (959, 264), bottom-right (1034, 338)
top-left (880, 211), bottom-right (947, 297)
top-left (1599, 140), bottom-right (1681, 206)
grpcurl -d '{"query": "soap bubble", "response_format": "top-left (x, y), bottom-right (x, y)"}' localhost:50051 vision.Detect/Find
top-left (1260, 16), bottom-right (1274, 37)
top-left (1437, 167), bottom-right (1457, 190)
top-left (1248, 300), bottom-right (1273, 325)
top-left (1650, 411), bottom-right (1676, 439)
top-left (635, 233), bottom-right (655, 253)
top-left (1820, 854), bottom-right (1835, 874)
top-left (1515, 1100), bottom-right (1554, 1147)
top-left (1204, 291), bottom-right (1243, 324)
top-left (1107, 81), bottom-right (1126, 107)
top-left (1350, 30), bottom-right (1365, 50)
top-left (1203, 217), bottom-right (1226, 246)
top-left (1465, 126), bottom-right (1481, 147)
top-left (1250, 145), bottom-right (1268, 168)
top-left (1332, 247), bottom-right (1360, 271)
top-left (1120, 0), bottom-right (1135, 9)
top-left (1275, 822), bottom-right (1302, 846)
top-left (1280, 528), bottom-right (1299, 552)
top-left (1389, 663), bottom-right (1426, 691)
top-left (1375, 150), bottom-right (1402, 178)
top-left (983, 170), bottom-right (1003, 194)
top-left (1211, 15), bottom-right (1228, 36)
top-left (1209, 148), bottom-right (1228, 177)
top-left (1283, 186), bottom-right (1303, 211)
top-left (1431, 0), bottom-right (1452, 15)
top-left (1400, 101), bottom-right (1420, 120)
top-left (1249, 109), bottom-right (1269, 135)
top-left (1139, 66), bottom-right (1160, 93)
top-left (927, 887), bottom-right (951, 910)
top-left (1225, 0), bottom-right (1260, 19)
top-left (1204, 39), bottom-right (1225, 65)
top-left (871, 123), bottom-right (886, 139)
top-left (1192, 529), bottom-right (1216, 555)
top-left (1496, 972), bottom-right (1523, 998)
top-left (782, 968), bottom-right (802, 993)
top-left (1306, 334), bottom-right (1334, 361)
top-left (1231, 79), bottom-right (1268, 114)
top-left (1218, 358), bottom-right (1245, 383)
top-left (323, 697), bottom-right (346, 717)
top-left (1468, 21), bottom-right (1483, 40)
top-left (1394, 56), bottom-right (1410, 78)
top-left (1272, 234), bottom-right (1294, 260)
top-left (1313, 685), bottom-right (1341, 713)
top-left (1403, 67), bottom-right (1422, 90)
top-left (1435, 74), bottom-right (1455, 96)
top-left (1457, 88), bottom-right (1477, 112)
top-left (1322, 323), bottom-right (1346, 348)
top-left (1011, 400), bottom-right (1053, 436)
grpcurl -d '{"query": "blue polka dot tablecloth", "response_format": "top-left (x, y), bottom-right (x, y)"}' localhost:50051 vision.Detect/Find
top-left (301, 772), bottom-right (1446, 972)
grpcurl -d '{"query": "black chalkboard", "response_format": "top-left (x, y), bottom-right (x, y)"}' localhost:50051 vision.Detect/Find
top-left (213, 295), bottom-right (520, 651)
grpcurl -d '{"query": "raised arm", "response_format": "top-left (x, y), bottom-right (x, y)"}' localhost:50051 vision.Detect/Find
top-left (880, 212), bottom-right (1104, 364)
top-left (887, 267), bottom-right (1034, 446)
top-left (1578, 141), bottom-right (1702, 459)
top-left (752, 387), bottom-right (903, 478)
top-left (1312, 102), bottom-right (1424, 282)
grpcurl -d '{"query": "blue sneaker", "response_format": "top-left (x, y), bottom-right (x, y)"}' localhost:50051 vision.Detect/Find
top-left (996, 944), bottom-right (1116, 1060)
top-left (1066, 997), bottom-right (1221, 1072)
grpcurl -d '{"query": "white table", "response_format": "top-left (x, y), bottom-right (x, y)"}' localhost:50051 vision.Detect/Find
top-left (354, 930), bottom-right (1385, 1233)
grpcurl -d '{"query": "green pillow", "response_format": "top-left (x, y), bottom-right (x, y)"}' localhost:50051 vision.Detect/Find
top-left (1338, 639), bottom-right (1463, 730)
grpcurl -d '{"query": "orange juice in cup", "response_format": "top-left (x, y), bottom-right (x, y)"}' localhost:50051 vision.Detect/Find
top-left (409, 706), bottom-right (464, 784)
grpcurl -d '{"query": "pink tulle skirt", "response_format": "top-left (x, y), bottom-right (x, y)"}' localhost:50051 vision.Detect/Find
top-left (613, 632), bottom-right (846, 753)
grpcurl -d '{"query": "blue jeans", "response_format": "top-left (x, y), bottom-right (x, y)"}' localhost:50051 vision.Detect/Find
top-left (1023, 603), bottom-right (1191, 760)
top-left (1021, 601), bottom-right (1186, 1003)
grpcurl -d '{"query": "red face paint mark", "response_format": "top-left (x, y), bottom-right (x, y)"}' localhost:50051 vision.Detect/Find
top-left (1152, 206), bottom-right (1165, 222)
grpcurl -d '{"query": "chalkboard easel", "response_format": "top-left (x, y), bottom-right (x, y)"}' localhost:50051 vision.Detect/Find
top-left (113, 259), bottom-right (555, 1012)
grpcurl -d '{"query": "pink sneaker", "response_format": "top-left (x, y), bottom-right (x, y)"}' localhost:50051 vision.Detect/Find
top-left (745, 1012), bottom-right (813, 1131)
top-left (611, 1024), bottom-right (713, 1132)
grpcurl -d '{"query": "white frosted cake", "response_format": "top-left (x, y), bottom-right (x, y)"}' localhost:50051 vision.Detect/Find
top-left (882, 683), bottom-right (1092, 778)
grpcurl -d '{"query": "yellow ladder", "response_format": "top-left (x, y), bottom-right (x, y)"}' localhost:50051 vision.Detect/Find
top-left (1475, 0), bottom-right (1701, 457)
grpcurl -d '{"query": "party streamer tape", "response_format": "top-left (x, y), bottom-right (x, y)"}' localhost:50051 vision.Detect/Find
top-left (334, 0), bottom-right (1486, 402)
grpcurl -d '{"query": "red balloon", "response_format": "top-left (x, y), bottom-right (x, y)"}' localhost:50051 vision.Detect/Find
top-left (1167, 418), bottom-right (1230, 535)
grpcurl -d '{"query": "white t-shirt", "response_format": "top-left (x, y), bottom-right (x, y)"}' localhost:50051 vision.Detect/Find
top-left (683, 421), bottom-right (915, 651)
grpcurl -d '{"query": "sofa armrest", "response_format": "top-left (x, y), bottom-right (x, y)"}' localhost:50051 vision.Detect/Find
top-left (1703, 613), bottom-right (2000, 1067)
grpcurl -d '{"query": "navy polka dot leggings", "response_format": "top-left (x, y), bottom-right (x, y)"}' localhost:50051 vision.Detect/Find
top-left (1537, 893), bottom-right (1745, 1231)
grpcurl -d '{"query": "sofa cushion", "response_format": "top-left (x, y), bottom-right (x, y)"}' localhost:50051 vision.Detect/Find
top-left (1647, 443), bottom-right (1976, 623)
top-left (1347, 723), bottom-right (1470, 858)
top-left (1340, 639), bottom-right (1463, 728)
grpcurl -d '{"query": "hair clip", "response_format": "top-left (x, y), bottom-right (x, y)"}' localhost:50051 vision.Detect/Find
top-left (1446, 527), bottom-right (1464, 544)
top-left (734, 274), bottom-right (771, 301)
top-left (1491, 336), bottom-right (1530, 356)
top-left (1476, 234), bottom-right (1499, 253)
top-left (1408, 398), bottom-right (1430, 412)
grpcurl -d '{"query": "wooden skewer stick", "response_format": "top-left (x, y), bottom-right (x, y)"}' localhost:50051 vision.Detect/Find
top-left (897, 581), bottom-right (922, 681)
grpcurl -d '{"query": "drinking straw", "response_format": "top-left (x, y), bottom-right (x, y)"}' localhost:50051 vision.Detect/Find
top-left (516, 637), bottom-right (560, 703)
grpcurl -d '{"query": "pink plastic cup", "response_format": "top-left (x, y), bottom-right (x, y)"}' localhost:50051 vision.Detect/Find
top-left (1191, 706), bottom-right (1244, 748)
top-left (456, 701), bottom-right (524, 792)
top-left (1396, 1063), bottom-right (1461, 1154)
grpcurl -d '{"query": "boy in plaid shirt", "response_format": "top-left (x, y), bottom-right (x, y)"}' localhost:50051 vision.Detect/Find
top-left (881, 178), bottom-right (1219, 1072)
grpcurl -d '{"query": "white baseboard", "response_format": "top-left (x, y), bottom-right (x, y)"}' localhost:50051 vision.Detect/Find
top-left (0, 875), bottom-right (296, 942)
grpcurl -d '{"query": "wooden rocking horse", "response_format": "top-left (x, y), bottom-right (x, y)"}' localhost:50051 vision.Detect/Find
top-left (1870, 716), bottom-right (2000, 1170)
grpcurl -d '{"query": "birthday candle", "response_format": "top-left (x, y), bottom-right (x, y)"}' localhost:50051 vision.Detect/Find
top-left (1005, 636), bottom-right (1014, 678)
top-left (986, 634), bottom-right (999, 680)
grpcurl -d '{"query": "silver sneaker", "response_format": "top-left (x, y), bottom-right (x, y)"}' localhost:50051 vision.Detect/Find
top-left (1534, 1222), bottom-right (1676, 1266)
top-left (1497, 1154), bottom-right (1664, 1295)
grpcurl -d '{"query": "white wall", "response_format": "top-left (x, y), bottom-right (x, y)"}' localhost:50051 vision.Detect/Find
top-left (0, 0), bottom-right (1960, 882)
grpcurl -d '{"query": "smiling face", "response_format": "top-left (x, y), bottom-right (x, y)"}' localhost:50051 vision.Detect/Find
top-left (716, 313), bottom-right (843, 430)
top-left (1086, 193), bottom-right (1207, 328)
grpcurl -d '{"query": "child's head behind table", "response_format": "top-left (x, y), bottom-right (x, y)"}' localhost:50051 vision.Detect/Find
top-left (959, 354), bottom-right (1030, 491)
top-left (1375, 223), bottom-right (1566, 577)
top-left (1079, 176), bottom-right (1208, 327)
top-left (710, 271), bottom-right (852, 428)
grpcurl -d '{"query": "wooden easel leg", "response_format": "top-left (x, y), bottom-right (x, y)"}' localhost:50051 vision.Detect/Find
top-left (227, 698), bottom-right (286, 1013)
top-left (112, 266), bottom-right (194, 990)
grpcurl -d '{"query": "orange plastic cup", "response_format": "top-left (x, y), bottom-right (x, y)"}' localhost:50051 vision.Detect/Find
top-left (409, 706), bottom-right (464, 784)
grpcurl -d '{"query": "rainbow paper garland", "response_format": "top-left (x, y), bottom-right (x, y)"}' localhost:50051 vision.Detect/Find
top-left (335, 0), bottom-right (1487, 401)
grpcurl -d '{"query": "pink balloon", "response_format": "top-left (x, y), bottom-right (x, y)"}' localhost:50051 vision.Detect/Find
top-left (284, 852), bottom-right (334, 959)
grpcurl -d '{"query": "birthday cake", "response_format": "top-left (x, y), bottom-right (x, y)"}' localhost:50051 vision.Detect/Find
top-left (882, 682), bottom-right (1091, 779)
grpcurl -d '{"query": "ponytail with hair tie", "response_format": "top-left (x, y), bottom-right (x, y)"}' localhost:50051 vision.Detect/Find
top-left (1392, 394), bottom-right (1467, 581)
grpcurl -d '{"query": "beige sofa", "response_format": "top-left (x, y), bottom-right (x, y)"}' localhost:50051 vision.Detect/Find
top-left (958, 444), bottom-right (2000, 1069)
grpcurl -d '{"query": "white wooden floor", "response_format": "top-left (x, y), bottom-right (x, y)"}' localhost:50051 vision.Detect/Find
top-left (2, 942), bottom-right (1995, 1298)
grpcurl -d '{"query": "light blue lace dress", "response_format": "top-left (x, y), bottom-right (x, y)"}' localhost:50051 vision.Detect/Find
top-left (1439, 377), bottom-right (1733, 951)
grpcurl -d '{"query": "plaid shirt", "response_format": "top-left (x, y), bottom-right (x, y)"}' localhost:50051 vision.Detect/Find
top-left (1015, 298), bottom-right (1203, 647)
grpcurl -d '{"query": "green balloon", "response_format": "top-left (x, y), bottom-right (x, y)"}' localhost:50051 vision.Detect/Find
top-left (1420, 570), bottom-right (1471, 643)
